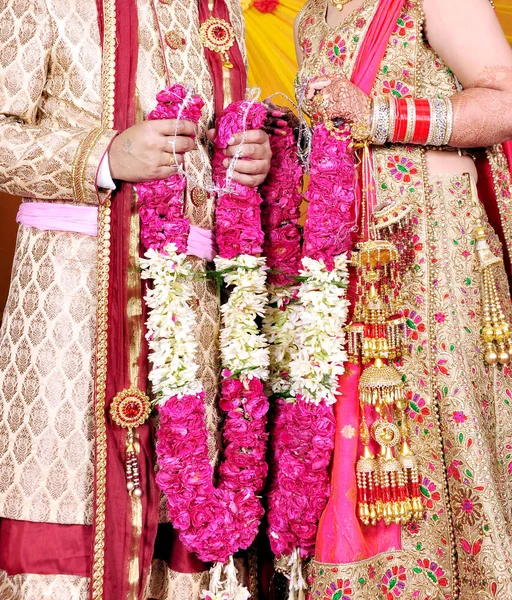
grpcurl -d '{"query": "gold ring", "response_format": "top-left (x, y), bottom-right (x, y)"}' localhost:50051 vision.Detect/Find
top-left (168, 154), bottom-right (176, 167)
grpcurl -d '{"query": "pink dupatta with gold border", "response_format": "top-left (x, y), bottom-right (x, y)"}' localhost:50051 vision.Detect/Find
top-left (314, 0), bottom-right (407, 565)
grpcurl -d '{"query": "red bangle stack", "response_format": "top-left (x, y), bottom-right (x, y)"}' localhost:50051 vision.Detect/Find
top-left (393, 97), bottom-right (409, 142)
top-left (391, 98), bottom-right (431, 145)
top-left (411, 99), bottom-right (431, 145)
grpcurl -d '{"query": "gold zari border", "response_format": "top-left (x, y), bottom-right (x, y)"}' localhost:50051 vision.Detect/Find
top-left (72, 127), bottom-right (106, 204)
top-left (91, 197), bottom-right (112, 600)
top-left (91, 0), bottom-right (117, 597)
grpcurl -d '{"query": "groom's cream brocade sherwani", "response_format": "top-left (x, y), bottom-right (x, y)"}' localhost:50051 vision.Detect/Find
top-left (0, 0), bottom-right (246, 597)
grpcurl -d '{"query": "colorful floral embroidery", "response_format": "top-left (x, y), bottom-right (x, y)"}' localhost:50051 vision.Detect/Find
top-left (406, 392), bottom-right (430, 423)
top-left (302, 38), bottom-right (313, 56)
top-left (452, 411), bottom-right (467, 424)
top-left (407, 521), bottom-right (421, 535)
top-left (355, 16), bottom-right (366, 28)
top-left (496, 167), bottom-right (512, 200)
top-left (419, 476), bottom-right (441, 510)
top-left (402, 308), bottom-right (425, 341)
top-left (323, 578), bottom-right (352, 600)
top-left (326, 35), bottom-right (347, 67)
top-left (414, 560), bottom-right (448, 587)
top-left (387, 155), bottom-right (418, 184)
top-left (452, 488), bottom-right (484, 527)
top-left (382, 80), bottom-right (410, 98)
top-left (381, 565), bottom-right (407, 599)
top-left (396, 13), bottom-right (414, 37)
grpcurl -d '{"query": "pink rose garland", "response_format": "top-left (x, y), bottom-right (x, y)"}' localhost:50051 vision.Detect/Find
top-left (212, 100), bottom-right (268, 258)
top-left (137, 86), bottom-right (270, 565)
top-left (262, 122), bottom-right (356, 571)
top-left (259, 123), bottom-right (303, 286)
top-left (303, 123), bottom-right (358, 269)
top-left (136, 85), bottom-right (203, 252)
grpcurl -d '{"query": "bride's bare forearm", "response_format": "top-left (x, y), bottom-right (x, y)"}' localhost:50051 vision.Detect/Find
top-left (450, 66), bottom-right (512, 149)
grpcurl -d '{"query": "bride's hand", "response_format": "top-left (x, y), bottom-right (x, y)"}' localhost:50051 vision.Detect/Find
top-left (306, 74), bottom-right (370, 123)
top-left (263, 100), bottom-right (301, 136)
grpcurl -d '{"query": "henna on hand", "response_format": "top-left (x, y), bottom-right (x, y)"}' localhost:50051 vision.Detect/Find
top-left (450, 66), bottom-right (512, 148)
top-left (320, 74), bottom-right (370, 123)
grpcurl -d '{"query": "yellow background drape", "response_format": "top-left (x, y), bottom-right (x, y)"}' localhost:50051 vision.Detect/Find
top-left (246, 1), bottom-right (512, 102)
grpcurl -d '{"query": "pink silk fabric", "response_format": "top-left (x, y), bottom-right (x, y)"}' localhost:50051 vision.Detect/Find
top-left (16, 202), bottom-right (216, 260)
top-left (314, 0), bottom-right (406, 565)
top-left (315, 368), bottom-right (401, 563)
top-left (17, 202), bottom-right (99, 237)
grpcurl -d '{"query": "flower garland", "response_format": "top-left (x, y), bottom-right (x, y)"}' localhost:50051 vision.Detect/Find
top-left (261, 121), bottom-right (356, 597)
top-left (136, 85), bottom-right (270, 600)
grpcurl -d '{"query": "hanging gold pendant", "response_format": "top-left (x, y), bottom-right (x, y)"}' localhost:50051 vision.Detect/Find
top-left (352, 236), bottom-right (423, 527)
top-left (329, 0), bottom-right (351, 11)
top-left (110, 387), bottom-right (151, 497)
top-left (199, 16), bottom-right (236, 106)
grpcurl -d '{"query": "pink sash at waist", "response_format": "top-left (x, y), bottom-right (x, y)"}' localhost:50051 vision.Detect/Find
top-left (16, 202), bottom-right (216, 260)
top-left (17, 202), bottom-right (99, 237)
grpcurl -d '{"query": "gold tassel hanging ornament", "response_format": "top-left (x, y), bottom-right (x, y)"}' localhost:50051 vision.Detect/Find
top-left (350, 234), bottom-right (422, 527)
top-left (474, 220), bottom-right (512, 366)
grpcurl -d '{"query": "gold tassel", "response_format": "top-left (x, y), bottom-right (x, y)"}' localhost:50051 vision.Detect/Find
top-left (356, 408), bottom-right (378, 525)
top-left (359, 358), bottom-right (404, 412)
top-left (474, 221), bottom-right (512, 366)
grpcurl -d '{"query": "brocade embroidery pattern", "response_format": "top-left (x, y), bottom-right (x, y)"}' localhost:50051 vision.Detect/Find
top-left (145, 560), bottom-right (209, 600)
top-left (0, 0), bottom-right (110, 203)
top-left (0, 225), bottom-right (97, 526)
top-left (6, 572), bottom-right (88, 600)
top-left (296, 0), bottom-right (377, 84)
top-left (486, 145), bottom-right (512, 271)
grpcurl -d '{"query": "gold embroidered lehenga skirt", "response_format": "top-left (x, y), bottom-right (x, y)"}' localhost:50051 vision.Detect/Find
top-left (308, 169), bottom-right (512, 599)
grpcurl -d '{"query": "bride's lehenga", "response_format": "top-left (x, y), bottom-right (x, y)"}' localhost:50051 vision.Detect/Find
top-left (296, 0), bottom-right (512, 598)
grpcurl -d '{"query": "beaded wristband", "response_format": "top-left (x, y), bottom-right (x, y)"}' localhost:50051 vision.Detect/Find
top-left (428, 98), bottom-right (449, 146)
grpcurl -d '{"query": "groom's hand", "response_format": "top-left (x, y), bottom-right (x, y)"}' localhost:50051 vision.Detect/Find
top-left (208, 129), bottom-right (272, 187)
top-left (109, 120), bottom-right (198, 183)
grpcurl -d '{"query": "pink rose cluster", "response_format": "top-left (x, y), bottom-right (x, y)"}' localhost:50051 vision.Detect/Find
top-left (260, 123), bottom-right (303, 286)
top-left (213, 100), bottom-right (268, 259)
top-left (156, 378), bottom-right (269, 563)
top-left (135, 84), bottom-right (204, 253)
top-left (266, 397), bottom-right (336, 558)
top-left (302, 123), bottom-right (357, 270)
